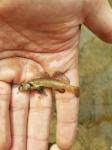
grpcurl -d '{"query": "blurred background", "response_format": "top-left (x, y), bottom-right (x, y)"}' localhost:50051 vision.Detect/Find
top-left (49, 1), bottom-right (112, 149)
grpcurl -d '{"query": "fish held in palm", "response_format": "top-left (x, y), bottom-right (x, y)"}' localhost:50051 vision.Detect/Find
top-left (19, 71), bottom-right (80, 97)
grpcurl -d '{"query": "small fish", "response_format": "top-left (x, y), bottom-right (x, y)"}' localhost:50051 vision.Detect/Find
top-left (19, 71), bottom-right (80, 97)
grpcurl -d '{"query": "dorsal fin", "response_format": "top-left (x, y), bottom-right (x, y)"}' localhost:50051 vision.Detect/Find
top-left (52, 71), bottom-right (70, 84)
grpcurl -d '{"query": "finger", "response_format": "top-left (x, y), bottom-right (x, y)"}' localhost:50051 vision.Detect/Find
top-left (27, 89), bottom-right (52, 150)
top-left (0, 81), bottom-right (11, 149)
top-left (10, 85), bottom-right (30, 150)
top-left (55, 68), bottom-right (80, 149)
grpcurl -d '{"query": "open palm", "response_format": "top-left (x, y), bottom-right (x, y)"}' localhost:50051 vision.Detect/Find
top-left (0, 0), bottom-right (80, 149)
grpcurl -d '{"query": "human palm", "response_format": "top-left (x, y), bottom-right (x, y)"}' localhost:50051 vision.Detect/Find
top-left (0, 0), bottom-right (80, 150)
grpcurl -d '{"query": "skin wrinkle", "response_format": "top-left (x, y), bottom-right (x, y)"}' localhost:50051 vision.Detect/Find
top-left (57, 120), bottom-right (77, 124)
top-left (0, 14), bottom-right (81, 53)
top-left (0, 55), bottom-right (42, 67)
top-left (56, 95), bottom-right (78, 102)
top-left (12, 135), bottom-right (49, 142)
top-left (29, 106), bottom-right (52, 112)
top-left (0, 20), bottom-right (32, 51)
top-left (10, 106), bottom-right (29, 112)
top-left (0, 16), bottom-right (39, 50)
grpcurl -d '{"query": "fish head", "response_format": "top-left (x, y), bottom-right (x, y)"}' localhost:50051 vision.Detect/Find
top-left (19, 82), bottom-right (31, 91)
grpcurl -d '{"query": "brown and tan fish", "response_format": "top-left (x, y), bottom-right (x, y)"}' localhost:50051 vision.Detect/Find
top-left (19, 71), bottom-right (80, 97)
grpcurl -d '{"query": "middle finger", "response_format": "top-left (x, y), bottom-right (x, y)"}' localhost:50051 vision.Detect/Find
top-left (27, 89), bottom-right (52, 150)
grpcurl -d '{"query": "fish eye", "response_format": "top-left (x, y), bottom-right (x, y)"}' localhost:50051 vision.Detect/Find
top-left (19, 83), bottom-right (33, 91)
top-left (19, 84), bottom-right (24, 91)
top-left (25, 83), bottom-right (34, 90)
top-left (24, 83), bottom-right (31, 89)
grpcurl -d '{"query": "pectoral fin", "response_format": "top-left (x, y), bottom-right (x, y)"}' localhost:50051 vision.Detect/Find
top-left (37, 86), bottom-right (47, 96)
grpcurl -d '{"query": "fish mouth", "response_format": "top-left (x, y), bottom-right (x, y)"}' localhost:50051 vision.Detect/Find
top-left (18, 82), bottom-right (32, 91)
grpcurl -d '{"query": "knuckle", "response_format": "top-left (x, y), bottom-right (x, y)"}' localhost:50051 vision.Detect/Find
top-left (0, 81), bottom-right (10, 95)
top-left (56, 91), bottom-right (75, 100)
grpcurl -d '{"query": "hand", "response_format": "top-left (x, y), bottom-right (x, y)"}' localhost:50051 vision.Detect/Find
top-left (0, 52), bottom-right (80, 150)
top-left (0, 1), bottom-right (80, 149)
